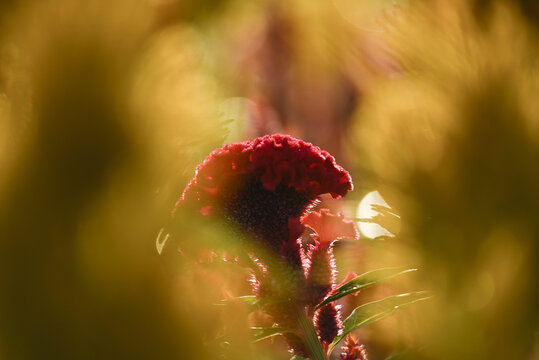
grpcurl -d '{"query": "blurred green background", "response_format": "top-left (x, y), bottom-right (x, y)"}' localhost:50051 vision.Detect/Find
top-left (0, 0), bottom-right (537, 359)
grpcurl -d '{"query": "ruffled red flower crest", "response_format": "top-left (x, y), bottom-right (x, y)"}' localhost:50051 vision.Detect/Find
top-left (176, 134), bottom-right (353, 216)
top-left (249, 135), bottom-right (352, 196)
top-left (175, 134), bottom-right (353, 252)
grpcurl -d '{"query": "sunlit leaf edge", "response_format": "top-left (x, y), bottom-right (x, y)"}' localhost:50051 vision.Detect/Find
top-left (251, 326), bottom-right (293, 342)
top-left (329, 291), bottom-right (433, 351)
top-left (316, 267), bottom-right (418, 309)
top-left (216, 295), bottom-right (289, 312)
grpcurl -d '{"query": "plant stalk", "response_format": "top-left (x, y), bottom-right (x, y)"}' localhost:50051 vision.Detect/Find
top-left (297, 308), bottom-right (326, 360)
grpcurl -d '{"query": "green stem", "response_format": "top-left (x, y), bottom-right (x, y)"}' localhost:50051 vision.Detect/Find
top-left (297, 308), bottom-right (326, 360)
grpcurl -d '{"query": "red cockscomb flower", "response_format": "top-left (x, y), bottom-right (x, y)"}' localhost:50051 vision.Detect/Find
top-left (175, 134), bottom-right (353, 255)
top-left (174, 134), bottom-right (354, 357)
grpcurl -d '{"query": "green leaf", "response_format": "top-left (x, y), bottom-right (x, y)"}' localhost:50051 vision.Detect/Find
top-left (251, 327), bottom-right (292, 342)
top-left (329, 291), bottom-right (433, 351)
top-left (216, 295), bottom-right (258, 310)
top-left (216, 295), bottom-right (289, 313)
top-left (297, 309), bottom-right (327, 360)
top-left (317, 267), bottom-right (418, 309)
top-left (290, 356), bottom-right (309, 360)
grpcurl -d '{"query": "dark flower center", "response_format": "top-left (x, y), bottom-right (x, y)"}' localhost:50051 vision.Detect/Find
top-left (223, 177), bottom-right (310, 251)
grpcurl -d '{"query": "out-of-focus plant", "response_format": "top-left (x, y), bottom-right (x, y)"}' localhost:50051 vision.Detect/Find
top-left (0, 0), bottom-right (226, 358)
top-left (350, 1), bottom-right (539, 359)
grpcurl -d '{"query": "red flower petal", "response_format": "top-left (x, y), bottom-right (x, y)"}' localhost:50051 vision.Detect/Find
top-left (302, 209), bottom-right (359, 245)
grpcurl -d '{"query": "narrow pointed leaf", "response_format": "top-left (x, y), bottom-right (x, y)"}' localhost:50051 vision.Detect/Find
top-left (297, 309), bottom-right (327, 360)
top-left (216, 295), bottom-right (258, 310)
top-left (217, 295), bottom-right (288, 313)
top-left (251, 327), bottom-right (292, 342)
top-left (330, 291), bottom-right (433, 351)
top-left (317, 267), bottom-right (417, 309)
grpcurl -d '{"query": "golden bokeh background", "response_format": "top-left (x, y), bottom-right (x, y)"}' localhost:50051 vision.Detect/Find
top-left (0, 0), bottom-right (537, 359)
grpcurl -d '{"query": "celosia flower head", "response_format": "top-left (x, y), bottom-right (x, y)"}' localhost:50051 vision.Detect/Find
top-left (174, 135), bottom-right (356, 357)
top-left (176, 134), bottom-right (353, 252)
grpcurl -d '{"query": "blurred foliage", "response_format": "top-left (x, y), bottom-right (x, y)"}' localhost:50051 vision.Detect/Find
top-left (0, 0), bottom-right (225, 358)
top-left (0, 0), bottom-right (537, 359)
top-left (473, 0), bottom-right (539, 28)
top-left (351, 1), bottom-right (539, 359)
